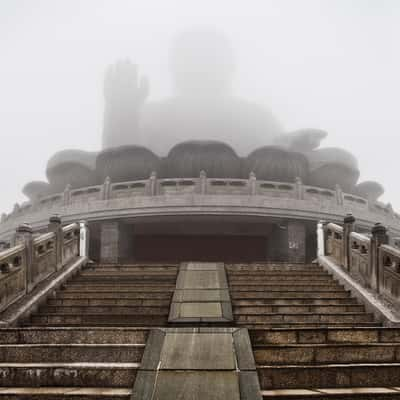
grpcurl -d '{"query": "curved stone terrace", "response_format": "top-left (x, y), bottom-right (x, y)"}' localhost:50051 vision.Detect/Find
top-left (1, 174), bottom-right (399, 240)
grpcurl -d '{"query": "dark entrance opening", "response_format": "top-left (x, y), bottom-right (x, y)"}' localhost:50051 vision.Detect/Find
top-left (134, 235), bottom-right (267, 262)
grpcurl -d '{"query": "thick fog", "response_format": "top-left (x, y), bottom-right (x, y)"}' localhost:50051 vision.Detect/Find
top-left (1, 0), bottom-right (399, 213)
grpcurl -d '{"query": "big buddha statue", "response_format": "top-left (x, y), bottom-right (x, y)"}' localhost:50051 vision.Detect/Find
top-left (22, 28), bottom-right (384, 203)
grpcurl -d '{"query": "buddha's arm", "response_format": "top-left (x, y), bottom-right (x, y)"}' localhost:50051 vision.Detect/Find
top-left (102, 60), bottom-right (149, 149)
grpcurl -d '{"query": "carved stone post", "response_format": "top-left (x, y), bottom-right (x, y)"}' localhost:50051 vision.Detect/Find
top-left (335, 184), bottom-right (343, 206)
top-left (317, 220), bottom-right (326, 257)
top-left (249, 171), bottom-right (256, 195)
top-left (343, 214), bottom-right (355, 272)
top-left (48, 215), bottom-right (63, 271)
top-left (200, 170), bottom-right (207, 195)
top-left (102, 176), bottom-right (111, 200)
top-left (63, 184), bottom-right (71, 206)
top-left (79, 220), bottom-right (90, 258)
top-left (295, 177), bottom-right (303, 200)
top-left (370, 223), bottom-right (388, 293)
top-left (149, 171), bottom-right (157, 196)
top-left (15, 223), bottom-right (34, 292)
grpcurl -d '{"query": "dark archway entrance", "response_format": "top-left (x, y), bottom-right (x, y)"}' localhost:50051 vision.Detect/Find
top-left (134, 235), bottom-right (267, 262)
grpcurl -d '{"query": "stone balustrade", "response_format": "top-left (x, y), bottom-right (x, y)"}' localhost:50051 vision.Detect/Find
top-left (1, 173), bottom-right (400, 240)
top-left (322, 215), bottom-right (400, 306)
top-left (0, 218), bottom-right (86, 313)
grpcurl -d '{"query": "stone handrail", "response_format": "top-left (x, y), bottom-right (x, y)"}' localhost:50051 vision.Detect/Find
top-left (2, 173), bottom-right (399, 226)
top-left (0, 218), bottom-right (87, 313)
top-left (321, 215), bottom-right (400, 306)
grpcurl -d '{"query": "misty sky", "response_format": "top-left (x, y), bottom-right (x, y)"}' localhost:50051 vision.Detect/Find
top-left (1, 0), bottom-right (399, 215)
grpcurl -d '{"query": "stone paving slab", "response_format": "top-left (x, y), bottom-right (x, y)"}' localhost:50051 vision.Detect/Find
top-left (169, 262), bottom-right (233, 323)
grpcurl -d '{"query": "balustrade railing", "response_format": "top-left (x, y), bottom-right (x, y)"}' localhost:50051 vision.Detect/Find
top-left (321, 214), bottom-right (400, 306)
top-left (0, 217), bottom-right (87, 313)
top-left (3, 171), bottom-right (396, 227)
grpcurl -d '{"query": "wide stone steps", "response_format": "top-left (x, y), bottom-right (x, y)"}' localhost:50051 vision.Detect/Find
top-left (0, 327), bottom-right (149, 399)
top-left (0, 387), bottom-right (132, 399)
top-left (226, 263), bottom-right (400, 398)
top-left (21, 264), bottom-right (178, 329)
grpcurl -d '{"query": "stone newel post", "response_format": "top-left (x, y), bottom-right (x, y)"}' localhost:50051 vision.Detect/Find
top-left (370, 223), bottom-right (388, 293)
top-left (48, 215), bottom-right (63, 271)
top-left (79, 220), bottom-right (89, 258)
top-left (15, 223), bottom-right (34, 292)
top-left (343, 214), bottom-right (355, 271)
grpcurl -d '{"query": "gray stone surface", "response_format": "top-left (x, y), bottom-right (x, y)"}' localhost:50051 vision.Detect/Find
top-left (160, 332), bottom-right (235, 370)
top-left (152, 371), bottom-right (240, 400)
top-left (169, 262), bottom-right (233, 323)
top-left (180, 302), bottom-right (222, 318)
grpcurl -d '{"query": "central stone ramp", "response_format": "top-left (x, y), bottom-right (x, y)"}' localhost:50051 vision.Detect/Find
top-left (133, 327), bottom-right (261, 400)
top-left (169, 262), bottom-right (233, 323)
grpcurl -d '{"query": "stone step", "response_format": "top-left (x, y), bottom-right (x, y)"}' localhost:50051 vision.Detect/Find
top-left (234, 305), bottom-right (366, 314)
top-left (0, 363), bottom-right (138, 387)
top-left (48, 298), bottom-right (170, 307)
top-left (61, 286), bottom-right (175, 292)
top-left (228, 275), bottom-right (333, 282)
top-left (253, 343), bottom-right (400, 365)
top-left (93, 264), bottom-right (178, 271)
top-left (249, 328), bottom-right (399, 345)
top-left (80, 269), bottom-right (178, 276)
top-left (39, 306), bottom-right (170, 315)
top-left (239, 323), bottom-right (383, 329)
top-left (234, 298), bottom-right (359, 306)
top-left (0, 387), bottom-right (132, 399)
top-left (56, 291), bottom-right (172, 299)
top-left (261, 387), bottom-right (400, 399)
top-left (258, 363), bottom-right (400, 390)
top-left (226, 264), bottom-right (322, 272)
top-left (227, 270), bottom-right (328, 276)
top-left (0, 344), bottom-right (145, 363)
top-left (29, 314), bottom-right (168, 326)
top-left (0, 327), bottom-right (149, 344)
top-left (229, 282), bottom-right (342, 288)
top-left (73, 275), bottom-right (177, 282)
top-left (231, 291), bottom-right (352, 299)
top-left (236, 313), bottom-right (375, 324)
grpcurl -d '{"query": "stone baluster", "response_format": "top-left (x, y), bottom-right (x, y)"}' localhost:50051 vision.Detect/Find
top-left (295, 177), bottom-right (303, 200)
top-left (63, 184), bottom-right (71, 206)
top-left (335, 184), bottom-right (343, 206)
top-left (370, 223), bottom-right (388, 293)
top-left (317, 220), bottom-right (326, 257)
top-left (48, 215), bottom-right (63, 271)
top-left (14, 223), bottom-right (34, 292)
top-left (343, 214), bottom-right (355, 272)
top-left (149, 171), bottom-right (158, 196)
top-left (102, 176), bottom-right (111, 200)
top-left (79, 220), bottom-right (89, 258)
top-left (200, 170), bottom-right (207, 195)
top-left (249, 171), bottom-right (256, 195)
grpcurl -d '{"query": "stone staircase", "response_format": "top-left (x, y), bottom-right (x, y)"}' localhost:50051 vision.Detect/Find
top-left (0, 327), bottom-right (148, 399)
top-left (227, 263), bottom-right (400, 398)
top-left (0, 264), bottom-right (178, 399)
top-left (24, 264), bottom-right (178, 327)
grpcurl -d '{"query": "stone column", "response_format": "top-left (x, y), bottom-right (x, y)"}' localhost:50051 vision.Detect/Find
top-left (370, 223), bottom-right (388, 293)
top-left (48, 215), bottom-right (63, 270)
top-left (100, 221), bottom-right (120, 264)
top-left (343, 214), bottom-right (355, 272)
top-left (15, 223), bottom-right (34, 292)
top-left (287, 220), bottom-right (306, 263)
top-left (100, 220), bottom-right (133, 264)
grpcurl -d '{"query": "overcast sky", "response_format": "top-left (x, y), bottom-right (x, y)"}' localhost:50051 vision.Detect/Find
top-left (1, 0), bottom-right (399, 214)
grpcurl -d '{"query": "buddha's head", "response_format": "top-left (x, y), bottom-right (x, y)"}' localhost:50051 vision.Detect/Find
top-left (170, 28), bottom-right (235, 98)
